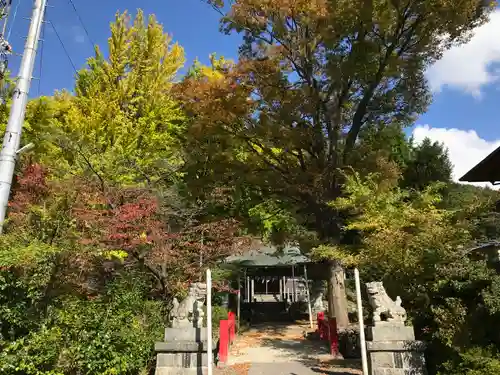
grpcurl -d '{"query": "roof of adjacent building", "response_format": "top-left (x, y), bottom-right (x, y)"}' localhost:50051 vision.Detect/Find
top-left (460, 145), bottom-right (500, 183)
top-left (467, 242), bottom-right (500, 253)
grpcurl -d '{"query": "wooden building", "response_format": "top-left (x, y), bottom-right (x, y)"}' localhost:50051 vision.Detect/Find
top-left (224, 245), bottom-right (320, 325)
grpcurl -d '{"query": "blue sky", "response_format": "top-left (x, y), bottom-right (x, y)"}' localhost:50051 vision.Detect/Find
top-left (5, 1), bottom-right (500, 183)
top-left (6, 0), bottom-right (242, 94)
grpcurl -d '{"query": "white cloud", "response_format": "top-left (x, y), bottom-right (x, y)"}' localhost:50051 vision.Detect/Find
top-left (426, 9), bottom-right (500, 97)
top-left (412, 125), bottom-right (500, 187)
top-left (72, 25), bottom-right (85, 44)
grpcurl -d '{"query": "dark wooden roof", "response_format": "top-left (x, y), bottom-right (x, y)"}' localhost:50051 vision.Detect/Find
top-left (224, 245), bottom-right (312, 268)
top-left (460, 145), bottom-right (500, 183)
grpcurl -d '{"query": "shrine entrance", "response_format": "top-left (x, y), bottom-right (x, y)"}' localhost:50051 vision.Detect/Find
top-left (215, 246), bottom-right (359, 374)
top-left (224, 245), bottom-right (328, 328)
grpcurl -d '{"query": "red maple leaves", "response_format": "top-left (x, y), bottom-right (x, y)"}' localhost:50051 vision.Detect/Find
top-left (9, 163), bottom-right (48, 209)
top-left (7, 163), bottom-right (249, 296)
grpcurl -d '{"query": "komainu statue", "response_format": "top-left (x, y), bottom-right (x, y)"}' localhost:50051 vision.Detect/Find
top-left (170, 282), bottom-right (207, 328)
top-left (365, 281), bottom-right (406, 325)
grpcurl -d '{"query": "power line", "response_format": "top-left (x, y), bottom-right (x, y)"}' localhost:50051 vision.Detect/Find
top-left (6, 0), bottom-right (20, 40)
top-left (67, 0), bottom-right (95, 47)
top-left (49, 20), bottom-right (77, 73)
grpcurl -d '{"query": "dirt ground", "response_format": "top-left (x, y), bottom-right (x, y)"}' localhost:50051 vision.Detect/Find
top-left (215, 321), bottom-right (363, 375)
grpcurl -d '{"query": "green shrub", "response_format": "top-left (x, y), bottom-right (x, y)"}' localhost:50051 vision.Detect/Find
top-left (0, 273), bottom-right (165, 375)
top-left (203, 304), bottom-right (229, 341)
top-left (439, 347), bottom-right (500, 375)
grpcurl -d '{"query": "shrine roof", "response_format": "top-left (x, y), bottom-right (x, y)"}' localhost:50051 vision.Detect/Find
top-left (224, 244), bottom-right (312, 268)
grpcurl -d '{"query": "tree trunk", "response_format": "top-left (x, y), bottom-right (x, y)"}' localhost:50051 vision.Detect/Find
top-left (327, 260), bottom-right (349, 328)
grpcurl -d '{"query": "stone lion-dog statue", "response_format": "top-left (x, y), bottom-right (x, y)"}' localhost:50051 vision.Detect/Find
top-left (170, 282), bottom-right (207, 328)
top-left (365, 281), bottom-right (406, 325)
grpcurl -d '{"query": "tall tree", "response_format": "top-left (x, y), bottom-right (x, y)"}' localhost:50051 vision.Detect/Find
top-left (179, 0), bottom-right (495, 326)
top-left (402, 137), bottom-right (453, 190)
top-left (0, 10), bottom-right (251, 375)
top-left (332, 173), bottom-right (500, 374)
top-left (25, 10), bottom-right (186, 187)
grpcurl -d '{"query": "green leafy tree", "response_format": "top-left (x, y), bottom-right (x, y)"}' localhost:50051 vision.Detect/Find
top-left (441, 182), bottom-right (500, 243)
top-left (180, 0), bottom-right (496, 326)
top-left (0, 10), bottom-right (247, 375)
top-left (402, 137), bottom-right (453, 190)
top-left (331, 173), bottom-right (500, 374)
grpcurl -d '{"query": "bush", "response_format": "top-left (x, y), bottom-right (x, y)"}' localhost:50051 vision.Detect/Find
top-left (439, 347), bottom-right (500, 375)
top-left (205, 304), bottom-right (229, 341)
top-left (338, 328), bottom-right (360, 359)
top-left (0, 273), bottom-right (165, 375)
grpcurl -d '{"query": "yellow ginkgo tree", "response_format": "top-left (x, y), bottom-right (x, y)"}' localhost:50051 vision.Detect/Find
top-left (26, 10), bottom-right (186, 187)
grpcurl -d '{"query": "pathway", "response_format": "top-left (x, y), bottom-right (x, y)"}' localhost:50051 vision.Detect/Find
top-left (215, 322), bottom-right (363, 375)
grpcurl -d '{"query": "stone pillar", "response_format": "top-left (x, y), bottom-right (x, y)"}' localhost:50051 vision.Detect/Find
top-left (155, 282), bottom-right (215, 375)
top-left (366, 324), bottom-right (427, 375)
top-left (155, 329), bottom-right (213, 375)
top-left (364, 281), bottom-right (427, 375)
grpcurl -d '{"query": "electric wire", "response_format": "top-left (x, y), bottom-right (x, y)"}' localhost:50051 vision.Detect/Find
top-left (6, 0), bottom-right (20, 40)
top-left (67, 0), bottom-right (95, 47)
top-left (49, 20), bottom-right (77, 73)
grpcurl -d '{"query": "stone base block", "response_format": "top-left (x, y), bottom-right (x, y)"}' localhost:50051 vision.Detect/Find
top-left (155, 366), bottom-right (210, 375)
top-left (155, 341), bottom-right (215, 352)
top-left (156, 351), bottom-right (211, 368)
top-left (366, 340), bottom-right (425, 352)
top-left (367, 339), bottom-right (427, 375)
top-left (366, 324), bottom-right (415, 342)
top-left (371, 370), bottom-right (418, 375)
top-left (164, 327), bottom-right (208, 342)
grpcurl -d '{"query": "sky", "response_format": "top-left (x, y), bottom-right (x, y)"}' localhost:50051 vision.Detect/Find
top-left (4, 1), bottom-right (500, 187)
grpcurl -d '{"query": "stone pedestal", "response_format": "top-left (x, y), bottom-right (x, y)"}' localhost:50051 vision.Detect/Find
top-left (155, 327), bottom-right (215, 375)
top-left (365, 324), bottom-right (427, 375)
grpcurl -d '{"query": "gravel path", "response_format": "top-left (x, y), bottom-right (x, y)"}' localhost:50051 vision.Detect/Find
top-left (215, 322), bottom-right (362, 375)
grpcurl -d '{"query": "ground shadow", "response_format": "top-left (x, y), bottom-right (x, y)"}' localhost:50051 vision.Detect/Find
top-left (259, 336), bottom-right (362, 369)
top-left (239, 321), bottom-right (298, 336)
top-left (259, 336), bottom-right (328, 365)
top-left (309, 367), bottom-right (360, 375)
top-left (235, 320), bottom-right (362, 372)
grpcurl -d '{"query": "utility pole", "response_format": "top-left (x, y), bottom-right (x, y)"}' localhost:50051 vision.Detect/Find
top-left (0, 0), bottom-right (47, 233)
